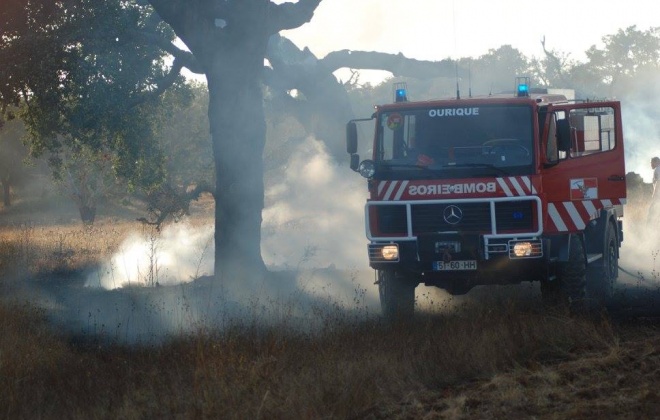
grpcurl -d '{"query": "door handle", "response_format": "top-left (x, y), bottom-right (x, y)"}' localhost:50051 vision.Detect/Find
top-left (607, 175), bottom-right (625, 181)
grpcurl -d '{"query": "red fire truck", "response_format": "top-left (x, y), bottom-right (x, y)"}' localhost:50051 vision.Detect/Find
top-left (346, 78), bottom-right (626, 317)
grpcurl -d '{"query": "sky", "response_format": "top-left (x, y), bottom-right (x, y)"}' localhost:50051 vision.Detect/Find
top-left (277, 0), bottom-right (660, 179)
top-left (281, 0), bottom-right (659, 65)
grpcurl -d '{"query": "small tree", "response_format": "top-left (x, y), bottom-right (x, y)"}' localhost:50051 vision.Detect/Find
top-left (51, 142), bottom-right (118, 224)
top-left (0, 112), bottom-right (29, 207)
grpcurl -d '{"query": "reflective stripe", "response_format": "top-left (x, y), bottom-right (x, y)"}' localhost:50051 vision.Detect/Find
top-left (548, 203), bottom-right (568, 231)
top-left (393, 181), bottom-right (409, 201)
top-left (563, 202), bottom-right (586, 230)
top-left (510, 177), bottom-right (526, 196)
top-left (582, 200), bottom-right (598, 220)
top-left (383, 181), bottom-right (398, 201)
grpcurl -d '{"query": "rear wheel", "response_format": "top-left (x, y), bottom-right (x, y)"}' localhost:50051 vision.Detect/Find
top-left (587, 222), bottom-right (618, 302)
top-left (377, 270), bottom-right (416, 319)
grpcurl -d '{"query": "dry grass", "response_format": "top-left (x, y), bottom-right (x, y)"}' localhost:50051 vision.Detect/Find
top-left (1, 193), bottom-right (660, 418)
top-left (4, 294), bottom-right (653, 419)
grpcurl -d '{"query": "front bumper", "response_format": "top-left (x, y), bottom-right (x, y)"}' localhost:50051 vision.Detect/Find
top-left (368, 233), bottom-right (547, 286)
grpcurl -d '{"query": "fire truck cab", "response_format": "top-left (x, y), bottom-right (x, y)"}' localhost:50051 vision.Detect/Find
top-left (346, 78), bottom-right (626, 317)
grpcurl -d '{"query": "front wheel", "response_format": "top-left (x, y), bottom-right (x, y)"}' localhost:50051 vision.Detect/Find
top-left (587, 222), bottom-right (618, 302)
top-left (543, 235), bottom-right (586, 310)
top-left (377, 270), bottom-right (416, 319)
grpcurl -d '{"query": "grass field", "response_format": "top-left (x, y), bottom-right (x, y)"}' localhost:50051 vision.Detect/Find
top-left (1, 192), bottom-right (660, 418)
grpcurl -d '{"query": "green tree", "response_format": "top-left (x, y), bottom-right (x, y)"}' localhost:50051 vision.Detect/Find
top-left (0, 0), bottom-right (188, 221)
top-left (585, 26), bottom-right (660, 96)
top-left (54, 141), bottom-right (119, 224)
top-left (156, 82), bottom-right (213, 190)
top-left (0, 112), bottom-right (29, 207)
top-left (470, 45), bottom-right (534, 95)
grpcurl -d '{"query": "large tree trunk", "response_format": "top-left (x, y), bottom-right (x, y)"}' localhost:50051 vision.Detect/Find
top-left (147, 0), bottom-right (322, 285)
top-left (206, 45), bottom-right (269, 282)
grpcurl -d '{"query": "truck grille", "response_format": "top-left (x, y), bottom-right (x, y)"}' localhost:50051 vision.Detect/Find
top-left (370, 199), bottom-right (536, 237)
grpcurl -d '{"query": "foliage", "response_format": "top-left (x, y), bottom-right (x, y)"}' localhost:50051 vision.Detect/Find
top-left (586, 26), bottom-right (660, 87)
top-left (0, 0), bottom-right (184, 191)
top-left (155, 82), bottom-right (213, 189)
top-left (545, 25), bottom-right (660, 98)
top-left (53, 141), bottom-right (120, 224)
top-left (470, 45), bottom-right (535, 94)
top-left (0, 111), bottom-right (29, 206)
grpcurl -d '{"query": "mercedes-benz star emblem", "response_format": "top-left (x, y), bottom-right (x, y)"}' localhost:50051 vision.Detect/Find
top-left (443, 205), bottom-right (463, 225)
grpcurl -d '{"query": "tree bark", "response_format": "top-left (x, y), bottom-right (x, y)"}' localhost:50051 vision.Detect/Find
top-left (78, 205), bottom-right (96, 225)
top-left (207, 51), bottom-right (269, 280)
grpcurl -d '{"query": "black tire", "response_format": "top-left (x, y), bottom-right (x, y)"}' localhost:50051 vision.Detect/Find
top-left (377, 270), bottom-right (416, 319)
top-left (587, 222), bottom-right (618, 302)
top-left (552, 235), bottom-right (587, 310)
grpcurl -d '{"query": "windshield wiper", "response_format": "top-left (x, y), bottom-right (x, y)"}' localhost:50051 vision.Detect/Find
top-left (443, 163), bottom-right (511, 175)
top-left (379, 162), bottom-right (446, 176)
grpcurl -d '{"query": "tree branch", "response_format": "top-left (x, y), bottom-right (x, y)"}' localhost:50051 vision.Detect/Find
top-left (267, 0), bottom-right (322, 35)
top-left (127, 58), bottom-right (184, 108)
top-left (320, 50), bottom-right (458, 79)
top-left (129, 29), bottom-right (204, 74)
top-left (145, 0), bottom-right (183, 26)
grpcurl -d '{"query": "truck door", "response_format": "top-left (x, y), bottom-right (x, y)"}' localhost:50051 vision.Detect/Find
top-left (541, 102), bottom-right (626, 232)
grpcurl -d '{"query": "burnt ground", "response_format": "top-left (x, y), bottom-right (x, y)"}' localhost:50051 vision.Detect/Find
top-left (3, 194), bottom-right (660, 418)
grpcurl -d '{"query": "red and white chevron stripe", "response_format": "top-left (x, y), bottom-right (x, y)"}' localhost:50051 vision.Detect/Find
top-left (496, 176), bottom-right (538, 196)
top-left (375, 176), bottom-right (538, 201)
top-left (376, 180), bottom-right (410, 201)
top-left (547, 199), bottom-right (626, 232)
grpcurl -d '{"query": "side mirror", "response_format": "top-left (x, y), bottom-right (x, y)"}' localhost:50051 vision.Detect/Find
top-left (556, 119), bottom-right (571, 153)
top-left (346, 122), bottom-right (357, 154)
top-left (350, 154), bottom-right (360, 171)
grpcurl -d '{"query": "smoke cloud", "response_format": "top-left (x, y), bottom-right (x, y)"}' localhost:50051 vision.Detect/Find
top-left (262, 136), bottom-right (369, 269)
top-left (620, 71), bottom-right (660, 182)
top-left (87, 136), bottom-right (369, 290)
top-left (68, 136), bottom-right (384, 342)
top-left (85, 223), bottom-right (214, 289)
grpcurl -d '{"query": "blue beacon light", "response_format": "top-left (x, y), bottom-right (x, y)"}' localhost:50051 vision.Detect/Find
top-left (395, 88), bottom-right (408, 102)
top-left (393, 82), bottom-right (408, 102)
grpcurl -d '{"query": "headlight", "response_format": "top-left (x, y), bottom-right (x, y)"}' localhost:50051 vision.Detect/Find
top-left (509, 240), bottom-right (542, 258)
top-left (512, 242), bottom-right (533, 257)
top-left (381, 245), bottom-right (399, 260)
top-left (358, 160), bottom-right (375, 179)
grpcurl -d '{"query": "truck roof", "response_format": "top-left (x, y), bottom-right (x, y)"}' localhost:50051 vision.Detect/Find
top-left (376, 93), bottom-right (570, 112)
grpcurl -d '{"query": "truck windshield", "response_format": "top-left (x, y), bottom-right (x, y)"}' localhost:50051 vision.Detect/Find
top-left (377, 104), bottom-right (534, 176)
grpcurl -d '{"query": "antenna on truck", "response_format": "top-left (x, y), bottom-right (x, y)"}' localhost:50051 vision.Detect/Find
top-left (468, 61), bottom-right (472, 98)
top-left (455, 62), bottom-right (461, 100)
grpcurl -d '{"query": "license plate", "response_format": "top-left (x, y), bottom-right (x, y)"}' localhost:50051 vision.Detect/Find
top-left (433, 260), bottom-right (477, 271)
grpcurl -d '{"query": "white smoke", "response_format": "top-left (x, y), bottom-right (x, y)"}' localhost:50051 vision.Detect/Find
top-left (262, 136), bottom-right (369, 269)
top-left (620, 71), bottom-right (660, 182)
top-left (87, 136), bottom-right (369, 290)
top-left (72, 137), bottom-right (381, 342)
top-left (85, 222), bottom-right (214, 289)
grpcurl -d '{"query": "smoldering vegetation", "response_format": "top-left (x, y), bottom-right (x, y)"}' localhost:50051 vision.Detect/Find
top-left (1, 145), bottom-right (660, 417)
top-left (1, 275), bottom-right (659, 418)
